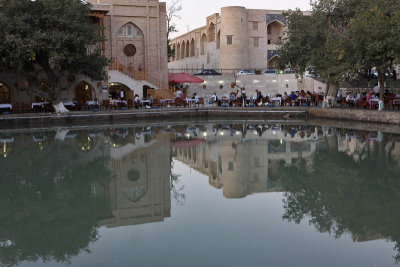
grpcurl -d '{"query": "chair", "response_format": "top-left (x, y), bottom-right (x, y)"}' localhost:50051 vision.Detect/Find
top-left (22, 102), bottom-right (31, 113)
top-left (356, 97), bottom-right (368, 109)
top-left (101, 100), bottom-right (110, 110)
top-left (13, 102), bottom-right (20, 113)
top-left (128, 99), bottom-right (134, 109)
top-left (196, 98), bottom-right (205, 107)
top-left (174, 98), bottom-right (187, 108)
top-left (235, 98), bottom-right (243, 107)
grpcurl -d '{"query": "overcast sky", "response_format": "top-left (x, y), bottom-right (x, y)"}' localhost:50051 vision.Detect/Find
top-left (168, 0), bottom-right (312, 38)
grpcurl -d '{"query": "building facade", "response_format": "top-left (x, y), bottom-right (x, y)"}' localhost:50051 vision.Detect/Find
top-left (0, 0), bottom-right (169, 107)
top-left (168, 6), bottom-right (302, 73)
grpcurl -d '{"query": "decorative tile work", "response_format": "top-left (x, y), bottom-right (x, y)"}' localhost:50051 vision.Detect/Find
top-left (266, 14), bottom-right (286, 25)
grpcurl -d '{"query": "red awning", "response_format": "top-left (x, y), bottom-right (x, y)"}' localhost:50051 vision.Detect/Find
top-left (168, 72), bottom-right (204, 83)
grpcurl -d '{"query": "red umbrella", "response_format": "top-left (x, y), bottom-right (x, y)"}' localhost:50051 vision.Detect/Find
top-left (168, 72), bottom-right (204, 83)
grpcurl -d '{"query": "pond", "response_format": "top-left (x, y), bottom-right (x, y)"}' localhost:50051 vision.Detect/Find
top-left (1, 121), bottom-right (400, 267)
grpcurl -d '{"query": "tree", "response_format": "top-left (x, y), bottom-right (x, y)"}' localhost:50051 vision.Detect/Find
top-left (345, 0), bottom-right (400, 100)
top-left (0, 0), bottom-right (108, 102)
top-left (279, 0), bottom-right (359, 98)
top-left (279, 0), bottom-right (400, 104)
top-left (0, 133), bottom-right (112, 266)
top-left (166, 0), bottom-right (182, 61)
top-left (279, 134), bottom-right (400, 263)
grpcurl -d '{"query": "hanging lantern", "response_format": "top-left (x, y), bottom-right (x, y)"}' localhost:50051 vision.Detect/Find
top-left (24, 81), bottom-right (30, 88)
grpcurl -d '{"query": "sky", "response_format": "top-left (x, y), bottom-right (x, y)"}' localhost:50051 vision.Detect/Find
top-left (168, 0), bottom-right (312, 38)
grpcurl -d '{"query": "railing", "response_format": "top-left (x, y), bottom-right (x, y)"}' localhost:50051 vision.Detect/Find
top-left (108, 59), bottom-right (170, 89)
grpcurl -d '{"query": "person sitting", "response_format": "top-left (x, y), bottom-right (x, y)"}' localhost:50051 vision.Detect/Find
top-left (306, 91), bottom-right (312, 106)
top-left (175, 88), bottom-right (183, 99)
top-left (134, 94), bottom-right (141, 109)
top-left (148, 94), bottom-right (154, 105)
top-left (229, 92), bottom-right (236, 106)
top-left (289, 91), bottom-right (297, 105)
top-left (282, 92), bottom-right (289, 105)
top-left (192, 93), bottom-right (199, 104)
top-left (212, 92), bottom-right (221, 106)
top-left (346, 93), bottom-right (355, 107)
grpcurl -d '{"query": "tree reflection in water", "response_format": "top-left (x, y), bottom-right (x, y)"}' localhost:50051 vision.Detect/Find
top-left (279, 135), bottom-right (400, 263)
top-left (0, 138), bottom-right (112, 267)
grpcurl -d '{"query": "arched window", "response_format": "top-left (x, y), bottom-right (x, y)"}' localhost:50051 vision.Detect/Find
top-left (117, 23), bottom-right (143, 39)
top-left (126, 23), bottom-right (134, 37)
top-left (267, 21), bottom-right (284, 45)
top-left (0, 83), bottom-right (11, 104)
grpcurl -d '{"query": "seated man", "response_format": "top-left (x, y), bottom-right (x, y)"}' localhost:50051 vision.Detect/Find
top-left (346, 93), bottom-right (355, 107)
top-left (134, 94), bottom-right (141, 109)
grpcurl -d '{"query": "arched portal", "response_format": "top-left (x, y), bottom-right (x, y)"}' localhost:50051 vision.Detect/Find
top-left (181, 41), bottom-right (186, 59)
top-left (171, 44), bottom-right (176, 61)
top-left (176, 43), bottom-right (181, 60)
top-left (267, 21), bottom-right (284, 45)
top-left (116, 22), bottom-right (145, 71)
top-left (185, 41), bottom-right (190, 58)
top-left (109, 82), bottom-right (131, 99)
top-left (0, 83), bottom-right (11, 104)
top-left (75, 82), bottom-right (94, 104)
top-left (268, 56), bottom-right (280, 69)
top-left (190, 39), bottom-right (195, 57)
top-left (200, 33), bottom-right (207, 55)
top-left (208, 23), bottom-right (215, 42)
top-left (216, 30), bottom-right (221, 49)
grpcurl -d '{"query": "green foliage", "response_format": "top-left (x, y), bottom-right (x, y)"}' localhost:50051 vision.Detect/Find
top-left (0, 0), bottom-right (108, 100)
top-left (279, 0), bottom-right (400, 95)
top-left (279, 136), bottom-right (400, 263)
top-left (0, 134), bottom-right (112, 266)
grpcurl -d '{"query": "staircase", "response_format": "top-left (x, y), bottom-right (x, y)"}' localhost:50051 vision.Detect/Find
top-left (108, 59), bottom-right (170, 89)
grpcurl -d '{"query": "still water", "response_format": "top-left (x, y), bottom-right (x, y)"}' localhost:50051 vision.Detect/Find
top-left (1, 122), bottom-right (400, 267)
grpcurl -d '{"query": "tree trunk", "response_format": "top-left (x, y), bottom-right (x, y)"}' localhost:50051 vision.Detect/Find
top-left (38, 59), bottom-right (69, 113)
top-left (324, 81), bottom-right (339, 108)
top-left (378, 70), bottom-right (385, 101)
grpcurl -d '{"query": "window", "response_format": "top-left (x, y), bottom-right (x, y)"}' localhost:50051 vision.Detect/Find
top-left (227, 35), bottom-right (233, 45)
top-left (126, 24), bottom-right (134, 37)
top-left (117, 27), bottom-right (124, 37)
top-left (136, 29), bottom-right (143, 38)
top-left (228, 161), bottom-right (234, 171)
top-left (254, 37), bottom-right (260, 48)
top-left (252, 21), bottom-right (258, 30)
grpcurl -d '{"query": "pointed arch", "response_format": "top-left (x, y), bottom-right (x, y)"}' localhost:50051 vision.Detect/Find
top-left (176, 42), bottom-right (181, 60)
top-left (181, 40), bottom-right (186, 59)
top-left (117, 22), bottom-right (144, 39)
top-left (190, 38), bottom-right (195, 57)
top-left (216, 30), bottom-right (221, 49)
top-left (268, 55), bottom-right (280, 69)
top-left (267, 20), bottom-right (284, 45)
top-left (185, 40), bottom-right (190, 57)
top-left (0, 82), bottom-right (11, 104)
top-left (200, 33), bottom-right (207, 56)
top-left (75, 81), bottom-right (95, 104)
top-left (208, 23), bottom-right (215, 42)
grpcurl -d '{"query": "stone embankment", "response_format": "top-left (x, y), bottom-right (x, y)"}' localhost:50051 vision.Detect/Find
top-left (0, 107), bottom-right (399, 128)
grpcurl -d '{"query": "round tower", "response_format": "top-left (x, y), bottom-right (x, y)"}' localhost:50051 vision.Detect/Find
top-left (220, 6), bottom-right (249, 72)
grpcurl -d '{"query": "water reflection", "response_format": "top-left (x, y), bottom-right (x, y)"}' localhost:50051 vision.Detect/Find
top-left (0, 123), bottom-right (400, 266)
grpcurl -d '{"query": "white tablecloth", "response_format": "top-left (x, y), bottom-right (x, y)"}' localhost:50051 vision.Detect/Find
top-left (160, 99), bottom-right (174, 103)
top-left (110, 100), bottom-right (127, 105)
top-left (62, 102), bottom-right (76, 106)
top-left (86, 101), bottom-right (99, 106)
top-left (32, 102), bottom-right (49, 109)
top-left (270, 97), bottom-right (282, 104)
top-left (0, 104), bottom-right (12, 109)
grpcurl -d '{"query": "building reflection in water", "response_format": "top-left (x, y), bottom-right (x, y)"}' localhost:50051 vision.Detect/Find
top-left (1, 123), bottom-right (400, 265)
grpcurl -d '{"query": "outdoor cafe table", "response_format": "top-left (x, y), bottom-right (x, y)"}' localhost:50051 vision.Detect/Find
top-left (31, 102), bottom-right (49, 109)
top-left (270, 97), bottom-right (282, 106)
top-left (160, 99), bottom-right (174, 105)
top-left (369, 99), bottom-right (379, 108)
top-left (185, 98), bottom-right (197, 106)
top-left (110, 100), bottom-right (127, 105)
top-left (0, 104), bottom-right (12, 110)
